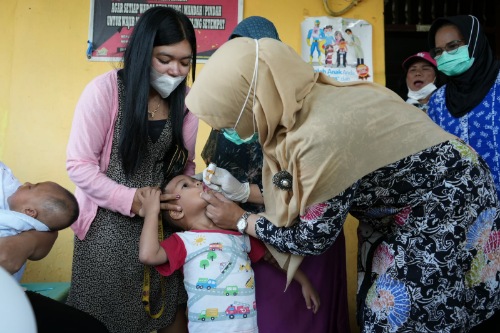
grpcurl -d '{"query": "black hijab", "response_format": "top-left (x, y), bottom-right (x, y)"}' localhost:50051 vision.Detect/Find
top-left (428, 15), bottom-right (500, 117)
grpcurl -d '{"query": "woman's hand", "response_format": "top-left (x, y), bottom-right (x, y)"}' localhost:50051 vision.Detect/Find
top-left (200, 191), bottom-right (245, 230)
top-left (134, 187), bottom-right (182, 214)
top-left (159, 193), bottom-right (182, 212)
top-left (195, 165), bottom-right (250, 203)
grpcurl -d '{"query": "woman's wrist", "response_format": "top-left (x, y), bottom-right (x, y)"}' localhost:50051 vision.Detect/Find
top-left (243, 213), bottom-right (258, 238)
top-left (247, 184), bottom-right (264, 204)
top-left (236, 211), bottom-right (251, 234)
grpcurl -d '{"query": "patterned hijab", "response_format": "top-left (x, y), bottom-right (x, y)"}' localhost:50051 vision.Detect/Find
top-left (230, 15), bottom-right (280, 41)
top-left (186, 38), bottom-right (455, 279)
top-left (429, 15), bottom-right (500, 117)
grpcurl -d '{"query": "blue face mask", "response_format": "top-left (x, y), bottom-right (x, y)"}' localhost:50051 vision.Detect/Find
top-left (221, 39), bottom-right (260, 146)
top-left (436, 15), bottom-right (479, 77)
top-left (222, 128), bottom-right (259, 145)
top-left (437, 45), bottom-right (475, 76)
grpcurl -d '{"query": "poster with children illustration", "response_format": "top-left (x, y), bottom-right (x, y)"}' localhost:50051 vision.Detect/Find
top-left (301, 17), bottom-right (372, 82)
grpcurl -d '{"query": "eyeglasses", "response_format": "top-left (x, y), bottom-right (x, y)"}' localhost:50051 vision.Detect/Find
top-left (430, 40), bottom-right (465, 59)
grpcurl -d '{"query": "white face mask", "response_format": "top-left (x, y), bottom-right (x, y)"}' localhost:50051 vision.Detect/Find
top-left (150, 67), bottom-right (186, 98)
top-left (407, 82), bottom-right (437, 101)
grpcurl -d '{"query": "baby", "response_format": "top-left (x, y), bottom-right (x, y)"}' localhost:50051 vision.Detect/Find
top-left (1, 161), bottom-right (79, 234)
top-left (139, 175), bottom-right (320, 333)
top-left (1, 161), bottom-right (79, 280)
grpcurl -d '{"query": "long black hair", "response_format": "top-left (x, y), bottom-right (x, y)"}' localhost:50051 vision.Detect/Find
top-left (118, 6), bottom-right (197, 176)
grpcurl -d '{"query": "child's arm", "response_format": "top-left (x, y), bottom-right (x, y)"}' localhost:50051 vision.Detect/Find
top-left (259, 248), bottom-right (320, 314)
top-left (292, 268), bottom-right (321, 314)
top-left (138, 188), bottom-right (168, 266)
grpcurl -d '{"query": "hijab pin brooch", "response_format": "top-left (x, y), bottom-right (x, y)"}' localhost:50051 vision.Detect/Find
top-left (272, 170), bottom-right (293, 191)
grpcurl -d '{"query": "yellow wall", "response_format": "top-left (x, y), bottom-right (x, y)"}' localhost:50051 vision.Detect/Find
top-left (1, 1), bottom-right (384, 331)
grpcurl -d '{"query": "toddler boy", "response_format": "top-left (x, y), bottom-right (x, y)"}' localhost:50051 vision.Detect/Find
top-left (139, 175), bottom-right (320, 333)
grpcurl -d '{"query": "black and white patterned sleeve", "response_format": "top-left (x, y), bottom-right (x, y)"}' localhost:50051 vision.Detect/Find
top-left (255, 181), bottom-right (359, 256)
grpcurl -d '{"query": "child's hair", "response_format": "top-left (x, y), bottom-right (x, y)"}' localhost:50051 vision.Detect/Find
top-left (43, 185), bottom-right (79, 231)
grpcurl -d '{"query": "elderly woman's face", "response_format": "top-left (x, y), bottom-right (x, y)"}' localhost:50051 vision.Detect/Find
top-left (433, 25), bottom-right (465, 59)
top-left (406, 60), bottom-right (436, 91)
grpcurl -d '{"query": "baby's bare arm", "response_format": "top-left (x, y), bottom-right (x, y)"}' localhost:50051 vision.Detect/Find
top-left (0, 230), bottom-right (57, 274)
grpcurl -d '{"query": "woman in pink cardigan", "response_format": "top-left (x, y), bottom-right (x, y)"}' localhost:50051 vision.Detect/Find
top-left (65, 7), bottom-right (198, 333)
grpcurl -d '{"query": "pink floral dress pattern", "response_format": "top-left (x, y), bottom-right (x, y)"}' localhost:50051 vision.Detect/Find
top-left (255, 139), bottom-right (500, 332)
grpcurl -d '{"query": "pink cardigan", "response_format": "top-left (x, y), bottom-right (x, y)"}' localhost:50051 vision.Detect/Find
top-left (67, 70), bottom-right (198, 240)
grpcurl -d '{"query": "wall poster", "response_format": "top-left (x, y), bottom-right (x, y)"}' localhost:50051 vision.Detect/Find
top-left (301, 17), bottom-right (373, 82)
top-left (88, 0), bottom-right (243, 62)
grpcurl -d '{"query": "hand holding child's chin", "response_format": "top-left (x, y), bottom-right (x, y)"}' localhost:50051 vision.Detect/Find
top-left (159, 192), bottom-right (182, 212)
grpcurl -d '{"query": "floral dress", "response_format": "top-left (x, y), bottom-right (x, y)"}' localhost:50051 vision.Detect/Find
top-left (206, 131), bottom-right (351, 332)
top-left (255, 139), bottom-right (500, 332)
